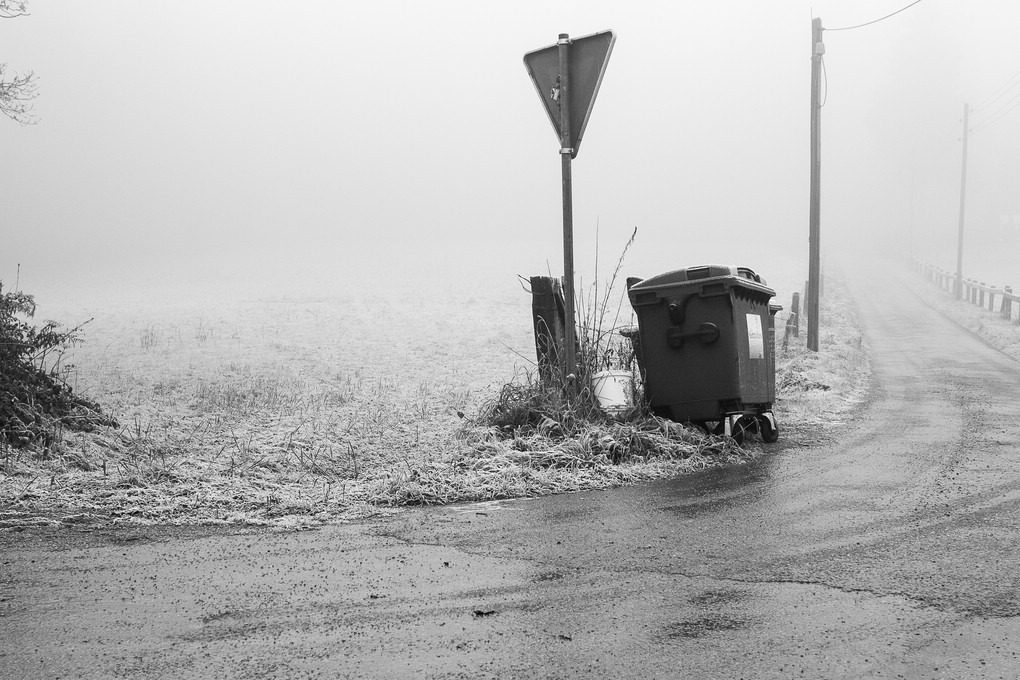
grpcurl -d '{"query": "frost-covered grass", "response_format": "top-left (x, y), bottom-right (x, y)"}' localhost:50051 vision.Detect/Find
top-left (1, 271), bottom-right (867, 529)
top-left (904, 256), bottom-right (1020, 362)
top-left (773, 276), bottom-right (872, 435)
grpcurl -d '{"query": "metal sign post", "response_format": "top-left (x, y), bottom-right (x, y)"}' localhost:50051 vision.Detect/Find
top-left (524, 30), bottom-right (615, 386)
top-left (557, 34), bottom-right (577, 386)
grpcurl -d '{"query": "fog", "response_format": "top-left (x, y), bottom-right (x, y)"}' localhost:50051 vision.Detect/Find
top-left (2, 1), bottom-right (1019, 306)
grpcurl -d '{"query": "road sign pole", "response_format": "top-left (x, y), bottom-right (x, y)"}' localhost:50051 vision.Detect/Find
top-left (558, 33), bottom-right (577, 389)
top-left (524, 29), bottom-right (614, 390)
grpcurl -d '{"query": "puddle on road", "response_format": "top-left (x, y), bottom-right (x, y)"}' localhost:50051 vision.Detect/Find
top-left (657, 497), bottom-right (739, 517)
top-left (447, 500), bottom-right (512, 515)
top-left (532, 570), bottom-right (566, 583)
top-left (688, 588), bottom-right (749, 607)
top-left (661, 614), bottom-right (750, 639)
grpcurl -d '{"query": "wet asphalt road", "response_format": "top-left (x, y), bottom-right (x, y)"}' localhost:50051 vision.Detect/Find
top-left (4, 264), bottom-right (1020, 679)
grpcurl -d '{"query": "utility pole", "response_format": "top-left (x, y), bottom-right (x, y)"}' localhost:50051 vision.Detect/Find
top-left (955, 102), bottom-right (969, 299)
top-left (807, 17), bottom-right (823, 352)
top-left (909, 171), bottom-right (914, 259)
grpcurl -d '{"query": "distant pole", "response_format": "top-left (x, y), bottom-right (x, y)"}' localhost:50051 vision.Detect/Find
top-left (558, 33), bottom-right (577, 387)
top-left (955, 102), bottom-right (969, 299)
top-left (807, 18), bottom-right (823, 352)
top-left (908, 171), bottom-right (914, 259)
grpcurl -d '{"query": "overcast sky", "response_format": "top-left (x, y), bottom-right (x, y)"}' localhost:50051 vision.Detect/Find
top-left (2, 1), bottom-right (1019, 302)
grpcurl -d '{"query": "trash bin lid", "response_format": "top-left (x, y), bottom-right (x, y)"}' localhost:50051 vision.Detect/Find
top-left (629, 264), bottom-right (766, 289)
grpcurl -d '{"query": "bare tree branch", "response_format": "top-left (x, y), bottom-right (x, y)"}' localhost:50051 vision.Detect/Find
top-left (0, 0), bottom-right (28, 19)
top-left (0, 64), bottom-right (36, 124)
top-left (0, 0), bottom-right (35, 123)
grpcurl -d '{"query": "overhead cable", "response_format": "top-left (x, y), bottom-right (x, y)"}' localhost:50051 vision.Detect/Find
top-left (972, 69), bottom-right (1020, 114)
top-left (826, 0), bottom-right (925, 32)
top-left (972, 95), bottom-right (1020, 134)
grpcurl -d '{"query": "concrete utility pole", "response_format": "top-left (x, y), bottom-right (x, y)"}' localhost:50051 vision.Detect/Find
top-left (955, 102), bottom-right (969, 299)
top-left (807, 17), bottom-right (823, 352)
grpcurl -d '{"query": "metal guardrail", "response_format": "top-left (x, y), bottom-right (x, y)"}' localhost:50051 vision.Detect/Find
top-left (913, 258), bottom-right (1020, 323)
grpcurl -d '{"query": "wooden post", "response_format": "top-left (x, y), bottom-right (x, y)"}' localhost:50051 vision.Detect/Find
top-left (1003, 286), bottom-right (1013, 321)
top-left (530, 276), bottom-right (566, 385)
top-left (791, 291), bottom-right (801, 338)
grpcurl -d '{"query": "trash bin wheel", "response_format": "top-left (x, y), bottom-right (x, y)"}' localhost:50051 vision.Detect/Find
top-left (731, 416), bottom-right (756, 445)
top-left (758, 414), bottom-right (779, 443)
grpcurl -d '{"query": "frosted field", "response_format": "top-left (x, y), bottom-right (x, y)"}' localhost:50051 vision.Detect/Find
top-left (3, 248), bottom-right (847, 528)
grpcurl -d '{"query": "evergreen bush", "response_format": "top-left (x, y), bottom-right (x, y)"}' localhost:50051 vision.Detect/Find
top-left (0, 281), bottom-right (116, 451)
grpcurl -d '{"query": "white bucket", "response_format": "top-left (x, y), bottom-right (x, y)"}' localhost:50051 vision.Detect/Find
top-left (591, 369), bottom-right (633, 412)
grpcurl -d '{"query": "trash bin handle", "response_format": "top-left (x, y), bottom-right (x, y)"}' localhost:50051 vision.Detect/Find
top-left (666, 322), bottom-right (719, 348)
top-left (667, 296), bottom-right (692, 325)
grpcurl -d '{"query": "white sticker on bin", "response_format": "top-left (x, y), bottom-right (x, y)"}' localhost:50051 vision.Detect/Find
top-left (746, 313), bottom-right (765, 359)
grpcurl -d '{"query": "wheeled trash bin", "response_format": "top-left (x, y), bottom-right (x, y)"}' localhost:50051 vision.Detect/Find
top-left (627, 264), bottom-right (780, 443)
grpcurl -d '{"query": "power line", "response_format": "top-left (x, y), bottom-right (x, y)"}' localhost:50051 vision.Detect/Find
top-left (972, 94), bottom-right (1020, 134)
top-left (973, 87), bottom-right (1020, 128)
top-left (820, 56), bottom-right (828, 107)
top-left (973, 68), bottom-right (1020, 112)
top-left (826, 0), bottom-right (925, 32)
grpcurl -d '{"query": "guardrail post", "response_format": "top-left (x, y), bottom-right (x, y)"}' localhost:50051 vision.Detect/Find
top-left (915, 262), bottom-right (1020, 327)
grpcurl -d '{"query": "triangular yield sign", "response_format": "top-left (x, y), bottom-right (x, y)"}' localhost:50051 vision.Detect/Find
top-left (523, 30), bottom-right (615, 158)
